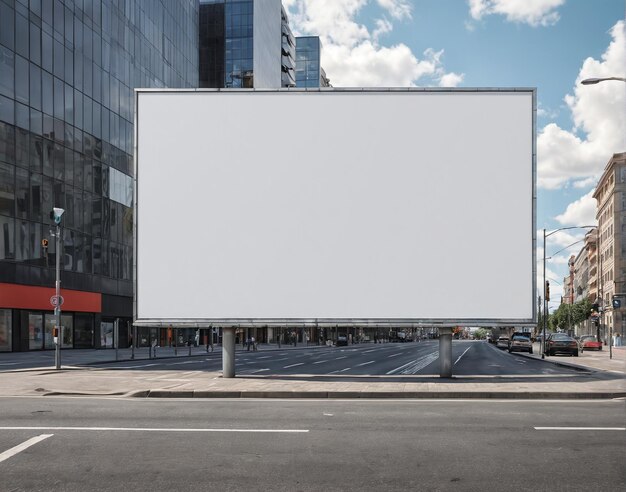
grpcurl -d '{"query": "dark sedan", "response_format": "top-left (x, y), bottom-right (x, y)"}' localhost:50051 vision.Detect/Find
top-left (544, 333), bottom-right (579, 357)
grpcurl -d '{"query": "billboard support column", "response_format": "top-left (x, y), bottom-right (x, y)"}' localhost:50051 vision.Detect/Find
top-left (222, 327), bottom-right (236, 378)
top-left (439, 327), bottom-right (453, 378)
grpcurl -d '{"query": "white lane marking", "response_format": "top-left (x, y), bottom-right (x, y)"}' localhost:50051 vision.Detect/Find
top-left (251, 368), bottom-right (269, 373)
top-left (0, 434), bottom-right (54, 464)
top-left (534, 427), bottom-right (625, 431)
top-left (387, 352), bottom-right (439, 375)
top-left (0, 362), bottom-right (20, 366)
top-left (313, 360), bottom-right (328, 364)
top-left (283, 363), bottom-right (304, 369)
top-left (170, 361), bottom-right (197, 365)
top-left (0, 427), bottom-right (308, 433)
top-left (257, 356), bottom-right (271, 359)
top-left (334, 356), bottom-right (347, 360)
top-left (356, 361), bottom-right (375, 367)
top-left (328, 367), bottom-right (352, 374)
top-left (388, 353), bottom-right (403, 358)
top-left (454, 346), bottom-right (472, 366)
top-left (363, 349), bottom-right (377, 353)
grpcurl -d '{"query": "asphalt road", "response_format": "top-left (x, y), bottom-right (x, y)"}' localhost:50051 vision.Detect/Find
top-left (0, 397), bottom-right (624, 491)
top-left (89, 340), bottom-right (581, 377)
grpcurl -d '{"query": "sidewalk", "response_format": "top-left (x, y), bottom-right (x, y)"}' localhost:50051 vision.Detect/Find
top-left (0, 344), bottom-right (624, 400)
top-left (519, 343), bottom-right (626, 374)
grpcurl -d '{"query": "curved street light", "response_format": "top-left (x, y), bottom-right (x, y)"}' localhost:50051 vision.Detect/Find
top-left (580, 77), bottom-right (626, 85)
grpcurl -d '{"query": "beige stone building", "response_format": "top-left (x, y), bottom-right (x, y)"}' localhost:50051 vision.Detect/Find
top-left (593, 152), bottom-right (626, 342)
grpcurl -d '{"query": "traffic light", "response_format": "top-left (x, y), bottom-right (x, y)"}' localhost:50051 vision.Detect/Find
top-left (50, 207), bottom-right (65, 225)
top-left (545, 280), bottom-right (550, 302)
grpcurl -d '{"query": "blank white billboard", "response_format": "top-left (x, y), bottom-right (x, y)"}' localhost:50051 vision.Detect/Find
top-left (135, 89), bottom-right (535, 325)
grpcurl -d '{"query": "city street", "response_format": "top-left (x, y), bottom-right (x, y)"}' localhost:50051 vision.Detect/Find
top-left (81, 340), bottom-right (586, 377)
top-left (0, 397), bottom-right (624, 491)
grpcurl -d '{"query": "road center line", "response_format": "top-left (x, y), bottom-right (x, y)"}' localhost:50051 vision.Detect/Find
top-left (363, 349), bottom-right (377, 353)
top-left (454, 346), bottom-right (472, 366)
top-left (388, 353), bottom-right (402, 358)
top-left (356, 361), bottom-right (375, 367)
top-left (313, 360), bottom-right (328, 364)
top-left (283, 363), bottom-right (304, 368)
top-left (534, 427), bottom-right (625, 431)
top-left (0, 434), bottom-right (54, 464)
top-left (334, 356), bottom-right (347, 360)
top-left (0, 427), bottom-right (308, 433)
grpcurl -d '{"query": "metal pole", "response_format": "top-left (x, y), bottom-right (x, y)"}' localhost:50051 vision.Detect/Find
top-left (114, 318), bottom-right (119, 361)
top-left (131, 324), bottom-right (135, 360)
top-left (55, 223), bottom-right (62, 370)
top-left (222, 327), bottom-right (236, 378)
top-left (439, 327), bottom-right (452, 377)
top-left (542, 229), bottom-right (547, 359)
top-left (174, 328), bottom-right (177, 356)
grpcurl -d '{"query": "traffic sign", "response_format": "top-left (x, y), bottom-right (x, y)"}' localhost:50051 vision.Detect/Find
top-left (50, 295), bottom-right (64, 307)
top-left (613, 298), bottom-right (621, 309)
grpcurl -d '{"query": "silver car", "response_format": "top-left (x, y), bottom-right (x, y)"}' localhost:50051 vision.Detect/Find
top-left (496, 337), bottom-right (510, 349)
top-left (508, 335), bottom-right (533, 354)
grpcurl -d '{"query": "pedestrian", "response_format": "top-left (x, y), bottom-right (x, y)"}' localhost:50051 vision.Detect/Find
top-left (246, 337), bottom-right (251, 351)
top-left (251, 336), bottom-right (256, 351)
top-left (616, 333), bottom-right (622, 347)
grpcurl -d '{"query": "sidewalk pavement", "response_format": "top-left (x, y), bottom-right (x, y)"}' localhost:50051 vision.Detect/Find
top-left (0, 343), bottom-right (624, 400)
top-left (518, 342), bottom-right (626, 375)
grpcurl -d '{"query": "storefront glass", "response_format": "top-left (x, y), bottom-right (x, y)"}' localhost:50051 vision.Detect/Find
top-left (74, 314), bottom-right (94, 348)
top-left (29, 313), bottom-right (43, 350)
top-left (0, 309), bottom-right (11, 351)
top-left (101, 321), bottom-right (114, 348)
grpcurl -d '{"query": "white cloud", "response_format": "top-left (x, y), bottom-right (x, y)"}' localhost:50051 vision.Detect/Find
top-left (555, 190), bottom-right (598, 226)
top-left (468, 0), bottom-right (565, 27)
top-left (372, 18), bottom-right (393, 41)
top-left (376, 0), bottom-right (412, 20)
top-left (537, 21), bottom-right (626, 189)
top-left (439, 72), bottom-right (465, 87)
top-left (286, 1), bottom-right (461, 87)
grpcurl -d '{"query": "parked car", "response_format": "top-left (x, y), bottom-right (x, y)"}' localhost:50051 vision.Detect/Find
top-left (508, 335), bottom-right (532, 354)
top-left (544, 333), bottom-right (579, 356)
top-left (496, 337), bottom-right (510, 349)
top-left (336, 335), bottom-right (348, 347)
top-left (580, 335), bottom-right (602, 351)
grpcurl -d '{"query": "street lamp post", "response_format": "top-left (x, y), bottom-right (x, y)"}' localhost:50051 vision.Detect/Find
top-left (581, 77), bottom-right (626, 85)
top-left (50, 207), bottom-right (65, 370)
top-left (542, 226), bottom-right (595, 359)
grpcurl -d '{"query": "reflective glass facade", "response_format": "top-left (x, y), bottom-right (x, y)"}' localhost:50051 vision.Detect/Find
top-left (295, 36), bottom-right (330, 88)
top-left (199, 0), bottom-right (287, 89)
top-left (0, 0), bottom-right (198, 351)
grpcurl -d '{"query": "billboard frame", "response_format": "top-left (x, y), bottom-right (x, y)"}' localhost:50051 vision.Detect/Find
top-left (133, 87), bottom-right (537, 328)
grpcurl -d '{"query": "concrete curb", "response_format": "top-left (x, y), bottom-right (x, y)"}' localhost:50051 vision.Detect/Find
top-left (128, 389), bottom-right (626, 400)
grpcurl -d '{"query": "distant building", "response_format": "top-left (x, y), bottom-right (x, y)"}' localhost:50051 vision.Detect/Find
top-left (295, 36), bottom-right (331, 87)
top-left (199, 0), bottom-right (294, 89)
top-left (593, 152), bottom-right (626, 342)
top-left (563, 255), bottom-right (576, 304)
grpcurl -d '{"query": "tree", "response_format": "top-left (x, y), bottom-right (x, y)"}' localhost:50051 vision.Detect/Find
top-left (474, 328), bottom-right (489, 340)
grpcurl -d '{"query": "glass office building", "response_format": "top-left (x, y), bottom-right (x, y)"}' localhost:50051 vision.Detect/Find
top-left (199, 0), bottom-right (288, 89)
top-left (295, 36), bottom-right (330, 88)
top-left (0, 0), bottom-right (198, 352)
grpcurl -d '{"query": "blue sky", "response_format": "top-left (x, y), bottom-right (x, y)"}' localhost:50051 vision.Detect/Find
top-left (286, 0), bottom-right (626, 311)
